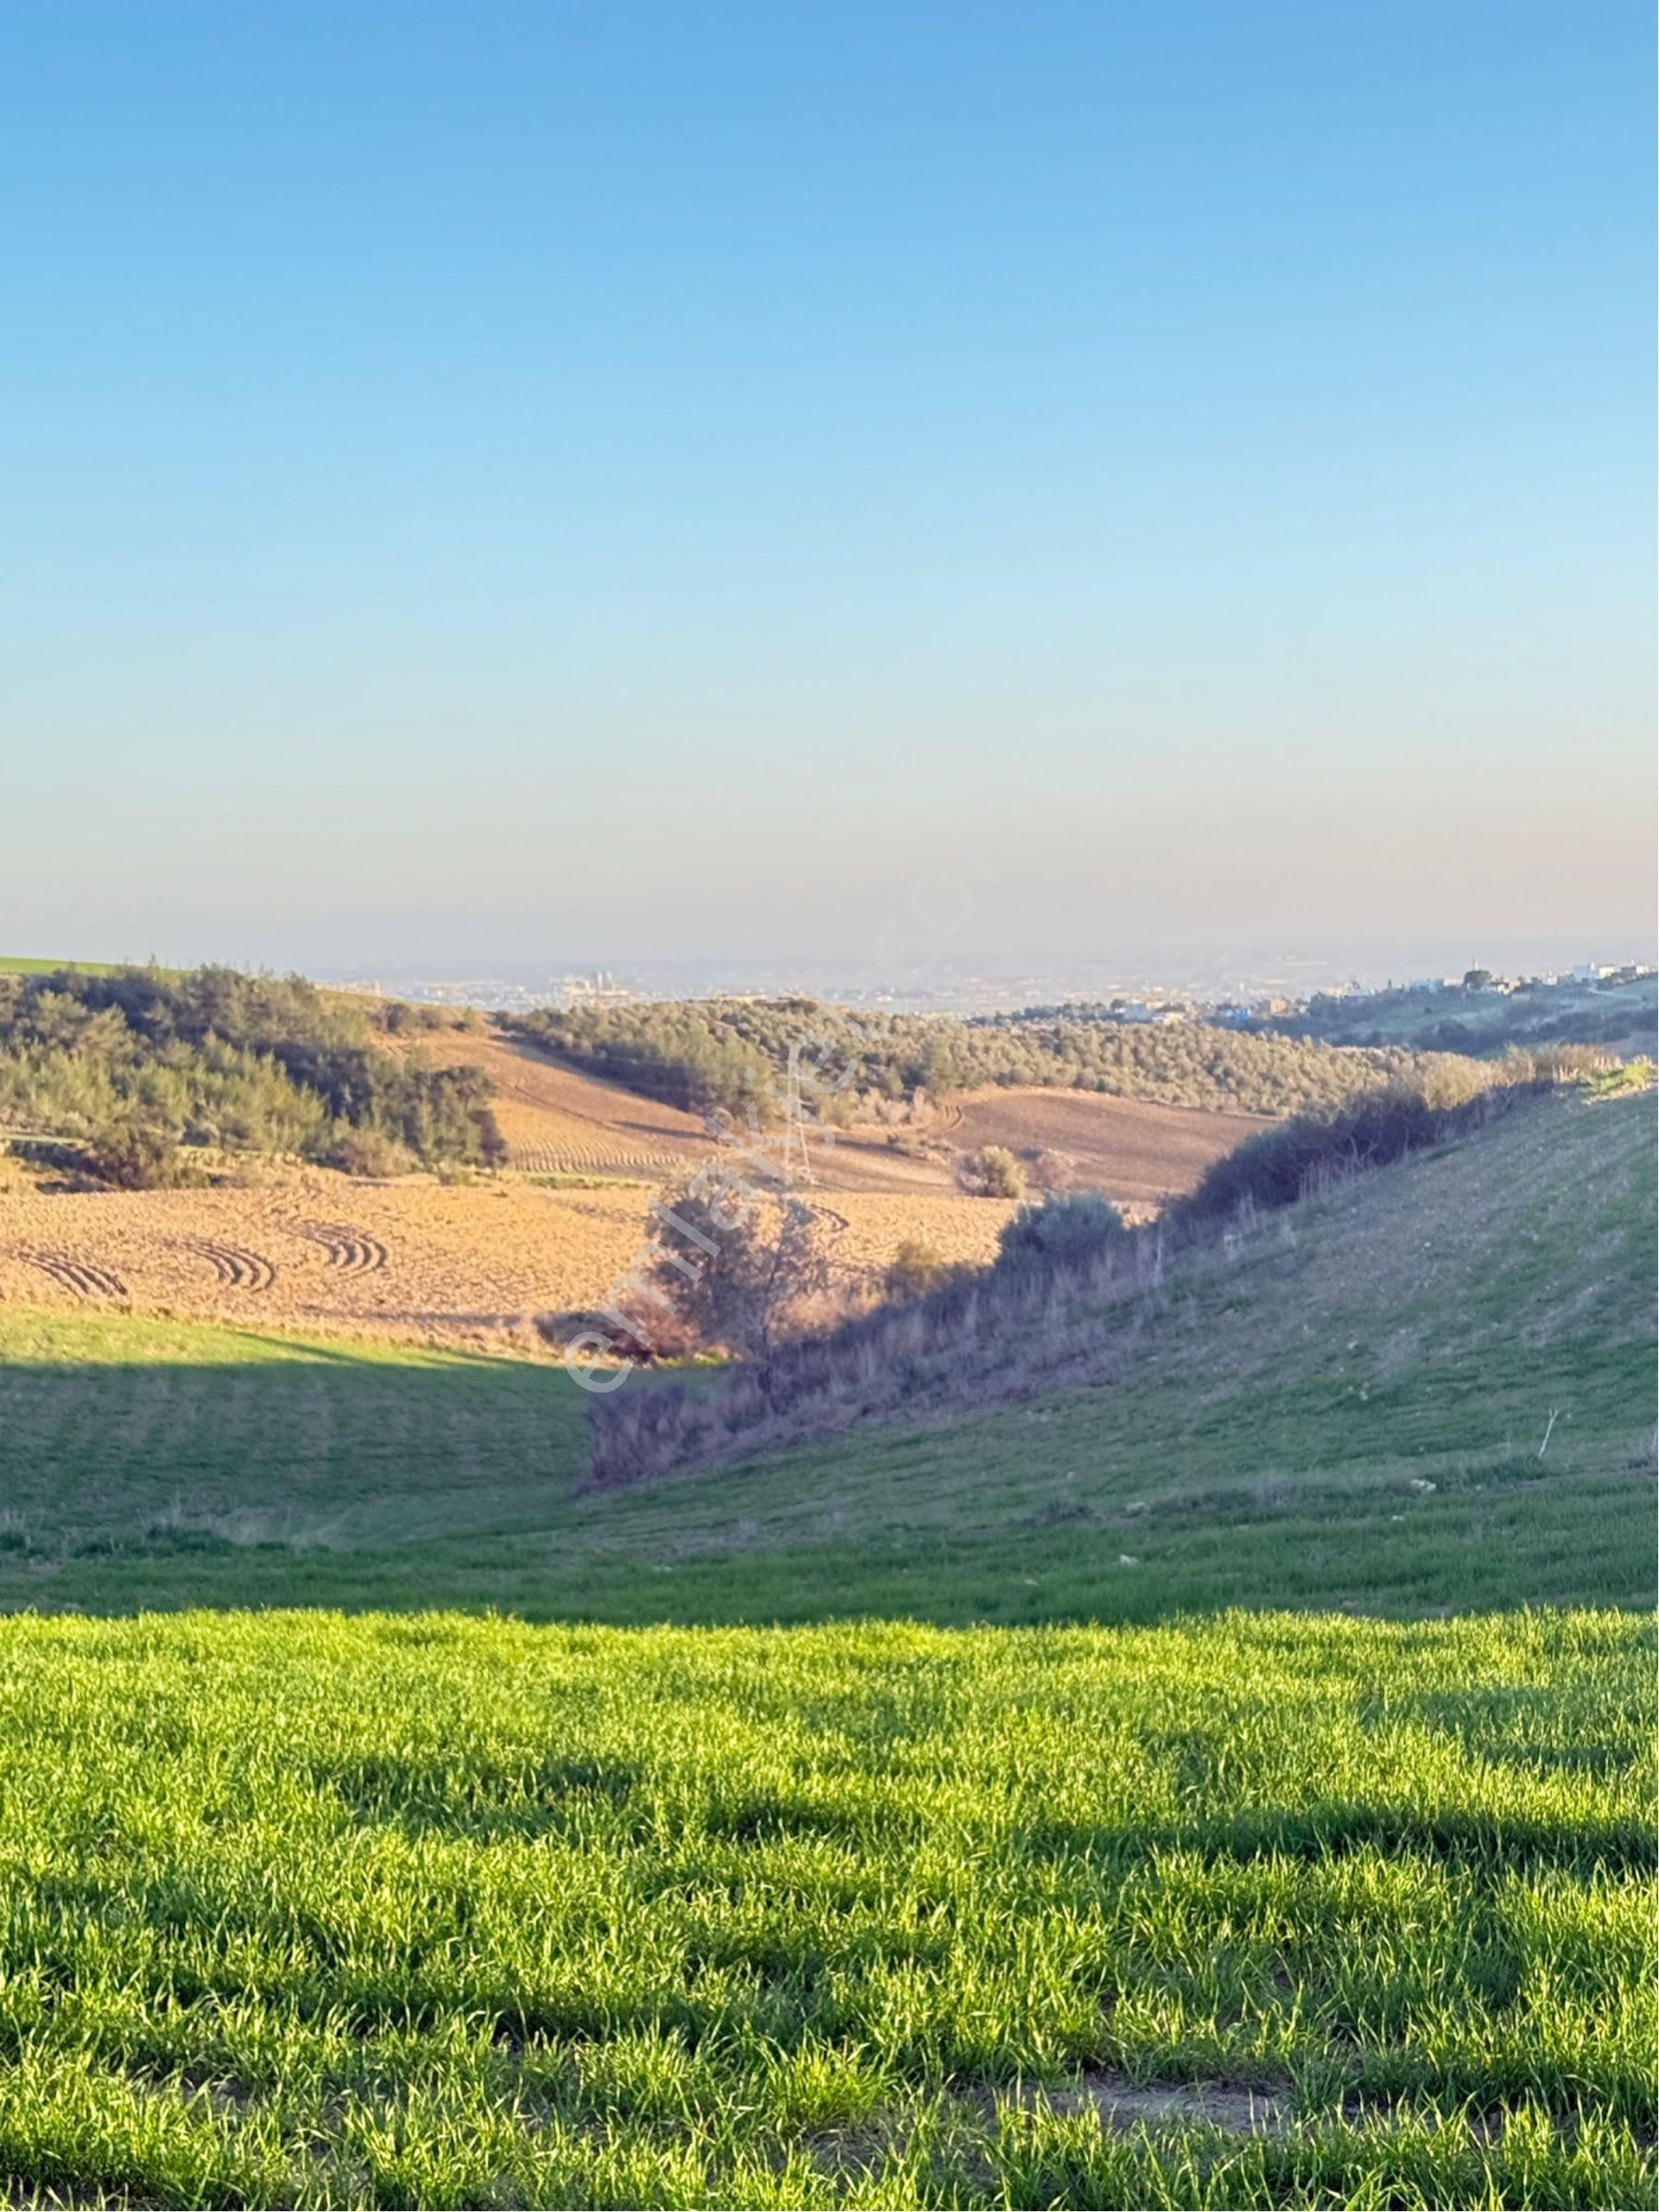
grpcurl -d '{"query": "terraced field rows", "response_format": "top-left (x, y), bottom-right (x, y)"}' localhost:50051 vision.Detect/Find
top-left (508, 1143), bottom-right (674, 1178)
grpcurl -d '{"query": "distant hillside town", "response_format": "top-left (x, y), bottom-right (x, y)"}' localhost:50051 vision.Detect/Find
top-left (324, 956), bottom-right (1657, 1042)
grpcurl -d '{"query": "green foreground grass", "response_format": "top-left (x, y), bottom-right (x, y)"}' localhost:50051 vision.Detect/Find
top-left (0, 1092), bottom-right (1651, 2206)
top-left (0, 1608), bottom-right (1650, 2208)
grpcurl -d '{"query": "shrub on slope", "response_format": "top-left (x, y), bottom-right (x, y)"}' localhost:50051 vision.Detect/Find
top-left (583, 1069), bottom-right (1560, 1489)
top-left (1174, 1052), bottom-right (1612, 1226)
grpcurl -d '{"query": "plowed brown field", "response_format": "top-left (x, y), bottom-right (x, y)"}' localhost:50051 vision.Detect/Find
top-left (0, 1039), bottom-right (1259, 1353)
top-left (0, 1178), bottom-right (1015, 1354)
top-left (388, 1032), bottom-right (1259, 1203)
top-left (384, 1030), bottom-right (711, 1178)
top-left (948, 1087), bottom-right (1268, 1207)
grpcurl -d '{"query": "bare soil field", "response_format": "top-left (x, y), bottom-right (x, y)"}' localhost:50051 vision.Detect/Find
top-left (389, 1031), bottom-right (1260, 1205)
top-left (946, 1086), bottom-right (1269, 1207)
top-left (0, 1040), bottom-right (1256, 1353)
top-left (0, 1177), bottom-right (1013, 1354)
top-left (0, 1026), bottom-right (1273, 1353)
top-left (383, 1030), bottom-right (712, 1177)
top-left (386, 1029), bottom-right (950, 1193)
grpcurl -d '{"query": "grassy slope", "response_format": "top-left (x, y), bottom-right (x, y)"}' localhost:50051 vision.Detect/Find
top-left (0, 1094), bottom-right (1651, 2208)
top-left (0, 955), bottom-right (122, 975)
top-left (0, 1089), bottom-right (1650, 1623)
top-left (0, 1608), bottom-right (1649, 2208)
top-left (1290, 974), bottom-right (1658, 1053)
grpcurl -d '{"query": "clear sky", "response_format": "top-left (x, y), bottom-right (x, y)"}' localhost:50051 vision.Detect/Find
top-left (3, 1), bottom-right (1652, 974)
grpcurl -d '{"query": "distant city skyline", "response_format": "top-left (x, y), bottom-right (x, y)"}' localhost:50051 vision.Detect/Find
top-left (3, 3), bottom-right (1652, 960)
top-left (14, 936), bottom-right (1651, 1014)
top-left (300, 941), bottom-right (1656, 1021)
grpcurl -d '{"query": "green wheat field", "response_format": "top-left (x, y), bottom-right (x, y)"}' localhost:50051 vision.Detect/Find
top-left (0, 1610), bottom-right (1651, 2208)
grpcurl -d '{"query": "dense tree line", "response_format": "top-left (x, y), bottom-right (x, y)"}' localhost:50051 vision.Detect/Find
top-left (512, 996), bottom-right (1489, 1120)
top-left (512, 1003), bottom-right (779, 1118)
top-left (0, 965), bottom-right (504, 1183)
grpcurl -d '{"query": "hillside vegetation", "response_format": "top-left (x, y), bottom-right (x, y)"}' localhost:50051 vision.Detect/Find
top-left (580, 1074), bottom-right (1591, 1482)
top-left (1, 1087), bottom-right (1648, 1624)
top-left (510, 998), bottom-right (1491, 1122)
top-left (0, 1088), bottom-right (1650, 2210)
top-left (0, 964), bottom-right (504, 1180)
top-left (1258, 971), bottom-right (1658, 1057)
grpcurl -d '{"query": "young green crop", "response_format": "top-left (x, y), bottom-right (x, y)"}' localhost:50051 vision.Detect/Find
top-left (0, 1608), bottom-right (1648, 2208)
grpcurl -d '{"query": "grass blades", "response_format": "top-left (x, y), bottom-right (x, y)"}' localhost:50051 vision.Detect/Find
top-left (0, 1608), bottom-right (1649, 2207)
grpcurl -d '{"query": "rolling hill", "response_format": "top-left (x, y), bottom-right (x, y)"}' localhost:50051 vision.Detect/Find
top-left (0, 1086), bottom-right (1650, 2209)
top-left (386, 1022), bottom-right (1275, 1203)
top-left (1264, 970), bottom-right (1658, 1058)
top-left (0, 954), bottom-right (123, 976)
top-left (1, 1085), bottom-right (1648, 1623)
top-left (381, 1023), bottom-right (714, 1177)
top-left (945, 1084), bottom-right (1269, 1206)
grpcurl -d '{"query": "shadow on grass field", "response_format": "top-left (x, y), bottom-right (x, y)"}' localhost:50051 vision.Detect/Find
top-left (0, 1092), bottom-right (1651, 1625)
top-left (0, 1607), bottom-right (1649, 2208)
top-left (0, 1377), bottom-right (1647, 1625)
top-left (0, 1096), bottom-right (1651, 2207)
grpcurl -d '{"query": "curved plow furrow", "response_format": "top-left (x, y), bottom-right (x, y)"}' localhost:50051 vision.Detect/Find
top-left (15, 1248), bottom-right (126, 1300)
top-left (295, 1222), bottom-right (388, 1276)
top-left (181, 1239), bottom-right (276, 1292)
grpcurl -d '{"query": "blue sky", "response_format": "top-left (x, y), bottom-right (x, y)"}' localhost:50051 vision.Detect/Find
top-left (2, 1), bottom-right (1651, 971)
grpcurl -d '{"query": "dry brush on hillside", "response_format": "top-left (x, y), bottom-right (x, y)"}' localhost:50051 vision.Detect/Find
top-left (583, 1074), bottom-right (1559, 1489)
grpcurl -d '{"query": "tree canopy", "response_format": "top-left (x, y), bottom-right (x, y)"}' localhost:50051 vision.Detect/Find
top-left (0, 965), bottom-right (503, 1182)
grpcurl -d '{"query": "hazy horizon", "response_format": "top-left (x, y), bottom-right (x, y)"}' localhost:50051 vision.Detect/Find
top-left (4, 3), bottom-right (1653, 963)
top-left (7, 932), bottom-right (1653, 998)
